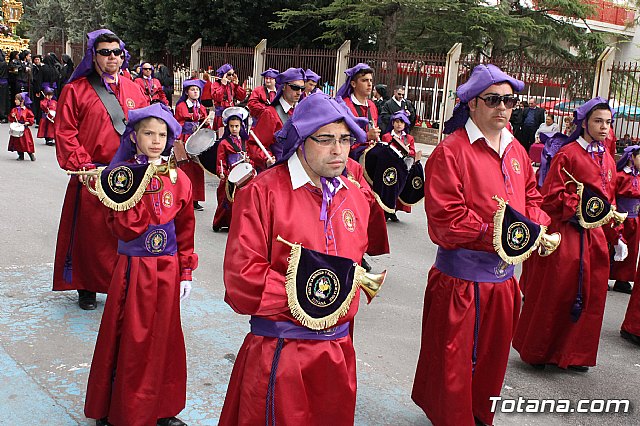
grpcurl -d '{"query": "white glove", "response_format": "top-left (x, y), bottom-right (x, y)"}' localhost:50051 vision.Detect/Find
top-left (179, 280), bottom-right (192, 301)
top-left (614, 239), bottom-right (629, 262)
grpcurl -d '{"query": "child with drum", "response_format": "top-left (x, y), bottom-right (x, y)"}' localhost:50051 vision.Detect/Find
top-left (212, 106), bottom-right (253, 232)
top-left (8, 92), bottom-right (35, 161)
top-left (37, 87), bottom-right (57, 146)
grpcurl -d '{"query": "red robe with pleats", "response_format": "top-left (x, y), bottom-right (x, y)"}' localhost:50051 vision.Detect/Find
top-left (212, 135), bottom-right (251, 230)
top-left (247, 85), bottom-right (276, 121)
top-left (7, 106), bottom-right (35, 153)
top-left (84, 167), bottom-right (197, 425)
top-left (53, 75), bottom-right (148, 292)
top-left (514, 140), bottom-right (617, 369)
top-left (246, 105), bottom-right (285, 171)
top-left (610, 170), bottom-right (640, 282)
top-left (37, 98), bottom-right (57, 139)
top-left (623, 260), bottom-right (640, 337)
top-left (174, 101), bottom-right (207, 202)
top-left (219, 159), bottom-right (370, 426)
top-left (412, 126), bottom-right (549, 426)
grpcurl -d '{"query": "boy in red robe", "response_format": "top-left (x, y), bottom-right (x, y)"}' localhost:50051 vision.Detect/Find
top-left (247, 67), bottom-right (278, 122)
top-left (219, 93), bottom-right (372, 425)
top-left (37, 87), bottom-right (57, 146)
top-left (84, 103), bottom-right (197, 426)
top-left (514, 98), bottom-right (620, 373)
top-left (412, 65), bottom-right (551, 426)
top-left (8, 92), bottom-right (35, 161)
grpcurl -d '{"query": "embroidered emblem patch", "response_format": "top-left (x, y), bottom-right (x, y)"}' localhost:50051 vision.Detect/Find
top-left (412, 176), bottom-right (423, 190)
top-left (342, 209), bottom-right (356, 232)
top-left (494, 260), bottom-right (509, 279)
top-left (511, 158), bottom-right (521, 174)
top-left (507, 222), bottom-right (530, 250)
top-left (383, 167), bottom-right (397, 186)
top-left (126, 98), bottom-right (135, 109)
top-left (162, 191), bottom-right (174, 208)
top-left (145, 229), bottom-right (168, 254)
top-left (586, 197), bottom-right (605, 218)
top-left (107, 166), bottom-right (133, 194)
top-left (306, 269), bottom-right (340, 307)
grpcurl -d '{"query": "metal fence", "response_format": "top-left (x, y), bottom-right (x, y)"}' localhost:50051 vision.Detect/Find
top-left (199, 45), bottom-right (255, 88)
top-left (264, 47), bottom-right (338, 95)
top-left (41, 41), bottom-right (64, 59)
top-left (608, 61), bottom-right (640, 142)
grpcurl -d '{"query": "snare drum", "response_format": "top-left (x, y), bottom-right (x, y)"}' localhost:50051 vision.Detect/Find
top-left (9, 122), bottom-right (25, 137)
top-left (225, 162), bottom-right (256, 202)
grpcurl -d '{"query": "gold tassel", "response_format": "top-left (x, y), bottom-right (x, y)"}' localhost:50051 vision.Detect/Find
top-left (94, 165), bottom-right (156, 211)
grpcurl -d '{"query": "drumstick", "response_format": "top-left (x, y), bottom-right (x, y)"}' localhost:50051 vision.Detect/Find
top-left (249, 129), bottom-right (275, 164)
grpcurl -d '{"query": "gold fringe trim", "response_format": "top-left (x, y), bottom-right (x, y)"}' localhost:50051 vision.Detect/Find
top-left (491, 196), bottom-right (546, 265)
top-left (358, 143), bottom-right (376, 186)
top-left (346, 173), bottom-right (361, 189)
top-left (373, 191), bottom-right (396, 214)
top-left (277, 235), bottom-right (359, 331)
top-left (562, 168), bottom-right (618, 229)
top-left (225, 179), bottom-right (236, 203)
top-left (93, 164), bottom-right (156, 212)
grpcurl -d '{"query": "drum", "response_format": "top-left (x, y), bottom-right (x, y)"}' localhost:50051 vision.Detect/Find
top-left (398, 161), bottom-right (425, 206)
top-left (360, 143), bottom-right (409, 213)
top-left (46, 110), bottom-right (56, 123)
top-left (225, 162), bottom-right (256, 202)
top-left (9, 122), bottom-right (24, 137)
top-left (172, 140), bottom-right (189, 164)
top-left (185, 128), bottom-right (218, 174)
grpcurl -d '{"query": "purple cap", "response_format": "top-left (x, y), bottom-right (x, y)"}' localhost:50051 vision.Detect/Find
top-left (18, 92), bottom-right (32, 107)
top-left (271, 92), bottom-right (367, 162)
top-left (69, 29), bottom-right (126, 83)
top-left (273, 67), bottom-right (306, 104)
top-left (617, 145), bottom-right (640, 171)
top-left (216, 63), bottom-right (233, 77)
top-left (443, 64), bottom-right (524, 134)
top-left (386, 110), bottom-right (411, 134)
top-left (261, 68), bottom-right (279, 79)
top-left (110, 103), bottom-right (182, 165)
top-left (305, 68), bottom-right (321, 83)
top-left (42, 86), bottom-right (55, 95)
top-left (177, 79), bottom-right (206, 105)
top-left (335, 63), bottom-right (374, 99)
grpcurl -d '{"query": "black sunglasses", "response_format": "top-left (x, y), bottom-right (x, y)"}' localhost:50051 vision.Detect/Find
top-left (142, 67), bottom-right (153, 71)
top-left (476, 94), bottom-right (519, 109)
top-left (288, 83), bottom-right (305, 91)
top-left (96, 48), bottom-right (124, 57)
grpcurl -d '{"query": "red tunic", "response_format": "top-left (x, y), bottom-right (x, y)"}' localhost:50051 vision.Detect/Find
top-left (135, 77), bottom-right (169, 105)
top-left (212, 81), bottom-right (247, 129)
top-left (219, 160), bottom-right (370, 426)
top-left (174, 101), bottom-right (208, 202)
top-left (7, 106), bottom-right (35, 153)
top-left (412, 126), bottom-right (549, 426)
top-left (623, 265), bottom-right (640, 336)
top-left (212, 136), bottom-right (251, 229)
top-left (53, 76), bottom-right (149, 292)
top-left (381, 132), bottom-right (417, 213)
top-left (84, 167), bottom-right (198, 425)
top-left (514, 140), bottom-right (617, 369)
top-left (247, 85), bottom-right (276, 120)
top-left (342, 96), bottom-right (379, 155)
top-left (610, 170), bottom-right (640, 282)
top-left (37, 99), bottom-right (57, 139)
top-left (246, 105), bottom-right (284, 171)
top-left (201, 80), bottom-right (213, 104)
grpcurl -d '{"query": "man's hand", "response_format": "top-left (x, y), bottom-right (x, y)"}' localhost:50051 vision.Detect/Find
top-left (266, 157), bottom-right (276, 167)
top-left (367, 127), bottom-right (381, 142)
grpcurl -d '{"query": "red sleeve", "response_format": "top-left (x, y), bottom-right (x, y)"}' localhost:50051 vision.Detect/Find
top-left (247, 87), bottom-right (268, 118)
top-left (40, 99), bottom-right (47, 110)
top-left (381, 133), bottom-right (391, 143)
top-left (174, 102), bottom-right (189, 126)
top-left (407, 135), bottom-right (416, 157)
top-left (174, 173), bottom-right (198, 280)
top-left (247, 110), bottom-right (278, 170)
top-left (24, 109), bottom-right (34, 126)
top-left (155, 79), bottom-right (169, 105)
top-left (107, 202), bottom-right (153, 242)
top-left (216, 140), bottom-right (232, 176)
top-left (234, 83), bottom-right (247, 102)
top-left (55, 84), bottom-right (93, 170)
top-left (212, 82), bottom-right (225, 103)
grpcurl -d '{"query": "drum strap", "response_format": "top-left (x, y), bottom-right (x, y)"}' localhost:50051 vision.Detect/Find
top-left (354, 103), bottom-right (372, 124)
top-left (273, 103), bottom-right (290, 126)
top-left (226, 136), bottom-right (245, 153)
top-left (87, 72), bottom-right (127, 136)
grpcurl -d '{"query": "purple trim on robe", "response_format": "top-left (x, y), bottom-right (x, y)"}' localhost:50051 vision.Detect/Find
top-left (117, 221), bottom-right (177, 257)
top-left (250, 317), bottom-right (350, 340)
top-left (616, 197), bottom-right (640, 218)
top-left (434, 246), bottom-right (515, 283)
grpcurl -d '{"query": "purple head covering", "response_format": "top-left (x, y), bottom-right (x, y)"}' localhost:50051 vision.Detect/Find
top-left (18, 92), bottom-right (32, 107)
top-left (221, 107), bottom-right (250, 141)
top-left (261, 68), bottom-right (279, 79)
top-left (335, 63), bottom-right (374, 99)
top-left (110, 103), bottom-right (182, 166)
top-left (177, 78), bottom-right (205, 106)
top-left (617, 145), bottom-right (640, 172)
top-left (538, 96), bottom-right (615, 186)
top-left (69, 29), bottom-right (127, 84)
top-left (386, 110), bottom-right (411, 134)
top-left (304, 68), bottom-right (321, 83)
top-left (272, 67), bottom-right (306, 105)
top-left (42, 86), bottom-right (55, 95)
top-left (443, 64), bottom-right (524, 134)
top-left (216, 63), bottom-right (233, 77)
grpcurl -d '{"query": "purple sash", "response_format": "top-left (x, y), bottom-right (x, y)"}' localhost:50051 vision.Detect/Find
top-left (0, 78), bottom-right (8, 85)
top-left (215, 105), bottom-right (225, 117)
top-left (434, 247), bottom-right (514, 283)
top-left (117, 221), bottom-right (177, 257)
top-left (250, 316), bottom-right (350, 340)
top-left (616, 197), bottom-right (640, 219)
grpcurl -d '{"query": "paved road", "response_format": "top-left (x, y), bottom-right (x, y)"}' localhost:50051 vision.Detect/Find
top-left (0, 123), bottom-right (638, 425)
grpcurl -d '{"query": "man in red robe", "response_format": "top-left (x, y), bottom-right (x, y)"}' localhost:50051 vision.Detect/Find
top-left (412, 65), bottom-right (551, 426)
top-left (247, 67), bottom-right (305, 171)
top-left (513, 98), bottom-right (621, 373)
top-left (53, 29), bottom-right (148, 310)
top-left (247, 67), bottom-right (278, 122)
top-left (135, 62), bottom-right (169, 105)
top-left (219, 93), bottom-right (373, 425)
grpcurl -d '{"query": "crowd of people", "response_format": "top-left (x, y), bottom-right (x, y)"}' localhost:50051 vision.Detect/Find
top-left (6, 27), bottom-right (639, 426)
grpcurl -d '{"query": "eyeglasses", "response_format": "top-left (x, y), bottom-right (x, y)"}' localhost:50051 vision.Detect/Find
top-left (308, 135), bottom-right (355, 147)
top-left (95, 48), bottom-right (124, 57)
top-left (226, 72), bottom-right (235, 77)
top-left (287, 84), bottom-right (305, 91)
top-left (476, 94), bottom-right (519, 109)
top-left (142, 68), bottom-right (153, 71)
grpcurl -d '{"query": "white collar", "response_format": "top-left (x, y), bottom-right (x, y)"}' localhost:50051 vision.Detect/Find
top-left (351, 93), bottom-right (368, 106)
top-left (624, 165), bottom-right (633, 174)
top-left (186, 99), bottom-right (198, 108)
top-left (393, 97), bottom-right (403, 106)
top-left (279, 97), bottom-right (293, 113)
top-left (288, 151), bottom-right (345, 192)
top-left (143, 75), bottom-right (152, 80)
top-left (576, 136), bottom-right (605, 152)
top-left (391, 130), bottom-right (406, 138)
top-left (464, 118), bottom-right (513, 157)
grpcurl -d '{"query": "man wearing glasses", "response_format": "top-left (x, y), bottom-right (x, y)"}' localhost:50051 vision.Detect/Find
top-left (134, 62), bottom-right (169, 105)
top-left (53, 29), bottom-right (148, 311)
top-left (247, 67), bottom-right (305, 171)
top-left (219, 92), bottom-right (372, 425)
top-left (379, 85), bottom-right (417, 133)
top-left (412, 64), bottom-right (550, 426)
top-left (212, 63), bottom-right (247, 134)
